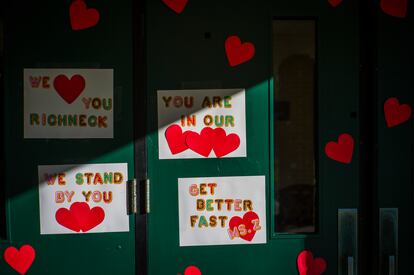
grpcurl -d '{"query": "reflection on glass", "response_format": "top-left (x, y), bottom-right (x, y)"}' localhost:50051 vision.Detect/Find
top-left (273, 20), bottom-right (316, 233)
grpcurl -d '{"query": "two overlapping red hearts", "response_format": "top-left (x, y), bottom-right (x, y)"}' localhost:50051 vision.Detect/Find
top-left (3, 245), bottom-right (36, 275)
top-left (297, 250), bottom-right (327, 275)
top-left (165, 124), bottom-right (240, 158)
top-left (53, 74), bottom-right (86, 104)
top-left (70, 0), bottom-right (100, 31)
top-left (228, 211), bottom-right (260, 242)
top-left (55, 202), bottom-right (105, 232)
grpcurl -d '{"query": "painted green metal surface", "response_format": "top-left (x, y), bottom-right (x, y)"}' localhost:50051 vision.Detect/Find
top-left (146, 1), bottom-right (360, 274)
top-left (1, 1), bottom-right (135, 275)
top-left (376, 7), bottom-right (413, 274)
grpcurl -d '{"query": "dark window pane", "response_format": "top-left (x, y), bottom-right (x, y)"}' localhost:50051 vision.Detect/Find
top-left (273, 20), bottom-right (317, 233)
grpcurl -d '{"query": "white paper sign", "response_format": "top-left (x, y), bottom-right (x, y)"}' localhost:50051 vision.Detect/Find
top-left (38, 163), bottom-right (129, 235)
top-left (157, 89), bottom-right (246, 159)
top-left (178, 176), bottom-right (266, 246)
top-left (24, 69), bottom-right (113, 138)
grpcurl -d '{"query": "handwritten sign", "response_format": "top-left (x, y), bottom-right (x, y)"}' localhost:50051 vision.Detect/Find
top-left (38, 163), bottom-right (129, 234)
top-left (157, 89), bottom-right (246, 159)
top-left (24, 69), bottom-right (113, 138)
top-left (178, 176), bottom-right (266, 246)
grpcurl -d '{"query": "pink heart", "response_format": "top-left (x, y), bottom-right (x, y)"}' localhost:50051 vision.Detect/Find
top-left (165, 124), bottom-right (193, 154)
top-left (184, 266), bottom-right (202, 275)
top-left (297, 250), bottom-right (327, 275)
top-left (4, 245), bottom-right (36, 275)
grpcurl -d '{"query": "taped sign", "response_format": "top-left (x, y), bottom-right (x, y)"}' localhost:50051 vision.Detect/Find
top-left (24, 69), bottom-right (114, 138)
top-left (158, 89), bottom-right (246, 159)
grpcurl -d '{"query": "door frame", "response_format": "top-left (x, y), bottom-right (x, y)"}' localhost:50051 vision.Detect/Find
top-left (134, 1), bottom-right (149, 275)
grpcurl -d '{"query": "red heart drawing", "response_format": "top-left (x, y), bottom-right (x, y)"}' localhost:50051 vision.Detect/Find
top-left (186, 127), bottom-right (215, 157)
top-left (70, 0), bottom-right (100, 31)
top-left (380, 0), bottom-right (407, 18)
top-left (53, 74), bottom-right (86, 104)
top-left (384, 97), bottom-right (412, 127)
top-left (297, 250), bottom-right (327, 275)
top-left (4, 245), bottom-right (36, 275)
top-left (55, 202), bottom-right (105, 232)
top-left (184, 266), bottom-right (202, 275)
top-left (228, 211), bottom-right (260, 242)
top-left (162, 0), bottom-right (189, 14)
top-left (212, 128), bottom-right (240, 158)
top-left (165, 124), bottom-right (193, 154)
top-left (225, 35), bottom-right (255, 67)
top-left (328, 0), bottom-right (343, 7)
top-left (324, 133), bottom-right (354, 164)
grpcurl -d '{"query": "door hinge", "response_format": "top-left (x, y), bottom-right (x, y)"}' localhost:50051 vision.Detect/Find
top-left (127, 178), bottom-right (150, 215)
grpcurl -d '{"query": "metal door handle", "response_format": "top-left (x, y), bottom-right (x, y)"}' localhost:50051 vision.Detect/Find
top-left (338, 209), bottom-right (358, 275)
top-left (379, 208), bottom-right (398, 275)
top-left (347, 256), bottom-right (354, 275)
top-left (388, 255), bottom-right (395, 275)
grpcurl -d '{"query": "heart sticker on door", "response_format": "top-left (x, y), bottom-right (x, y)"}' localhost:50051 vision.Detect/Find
top-left (53, 74), bottom-right (86, 104)
top-left (55, 202), bottom-right (105, 232)
top-left (165, 124), bottom-right (193, 154)
top-left (328, 0), bottom-right (343, 7)
top-left (70, 0), bottom-right (100, 31)
top-left (225, 35), bottom-right (255, 67)
top-left (384, 97), bottom-right (412, 127)
top-left (228, 211), bottom-right (262, 242)
top-left (162, 0), bottom-right (189, 14)
top-left (325, 133), bottom-right (354, 164)
top-left (297, 250), bottom-right (327, 275)
top-left (4, 245), bottom-right (36, 275)
top-left (380, 0), bottom-right (407, 18)
top-left (184, 265), bottom-right (202, 275)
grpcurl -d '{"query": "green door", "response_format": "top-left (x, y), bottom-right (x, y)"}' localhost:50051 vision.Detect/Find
top-left (1, 1), bottom-right (136, 275)
top-left (146, 0), bottom-right (360, 274)
top-left (376, 2), bottom-right (413, 274)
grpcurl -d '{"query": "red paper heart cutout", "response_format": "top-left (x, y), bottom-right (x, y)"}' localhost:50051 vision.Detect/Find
top-left (165, 124), bottom-right (193, 154)
top-left (184, 266), bottom-right (202, 275)
top-left (324, 133), bottom-right (354, 164)
top-left (56, 202), bottom-right (105, 232)
top-left (384, 97), bottom-right (412, 127)
top-left (380, 0), bottom-right (407, 18)
top-left (53, 74), bottom-right (86, 104)
top-left (4, 245), bottom-right (36, 275)
top-left (297, 250), bottom-right (327, 275)
top-left (212, 128), bottom-right (240, 158)
top-left (228, 211), bottom-right (260, 242)
top-left (186, 127), bottom-right (215, 157)
top-left (225, 35), bottom-right (255, 67)
top-left (162, 0), bottom-right (189, 14)
top-left (70, 0), bottom-right (100, 31)
top-left (328, 0), bottom-right (343, 7)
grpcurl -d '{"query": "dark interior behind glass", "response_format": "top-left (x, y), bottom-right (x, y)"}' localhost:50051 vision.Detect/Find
top-left (273, 20), bottom-right (317, 233)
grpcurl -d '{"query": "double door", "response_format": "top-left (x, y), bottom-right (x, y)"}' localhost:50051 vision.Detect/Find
top-left (1, 0), bottom-right (413, 275)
